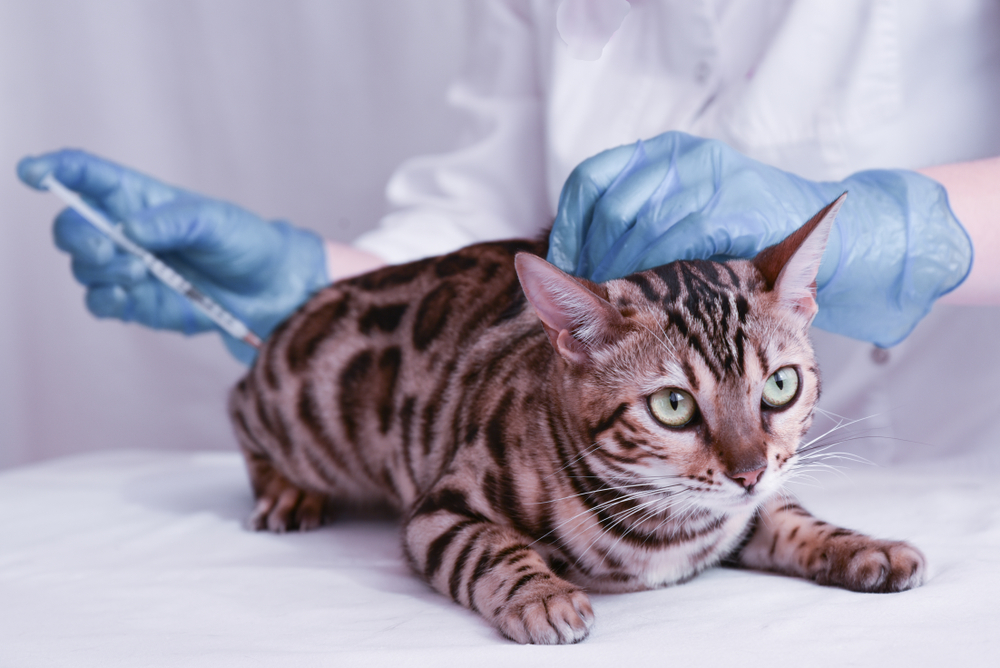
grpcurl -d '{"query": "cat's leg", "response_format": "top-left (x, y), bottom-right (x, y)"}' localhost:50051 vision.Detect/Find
top-left (734, 495), bottom-right (926, 593)
top-left (403, 485), bottom-right (595, 644)
top-left (230, 382), bottom-right (328, 533)
top-left (242, 449), bottom-right (327, 532)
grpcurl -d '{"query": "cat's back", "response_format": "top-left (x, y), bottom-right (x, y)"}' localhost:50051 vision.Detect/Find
top-left (229, 237), bottom-right (548, 509)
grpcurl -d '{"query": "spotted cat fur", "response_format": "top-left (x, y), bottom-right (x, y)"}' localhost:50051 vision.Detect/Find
top-left (229, 196), bottom-right (925, 644)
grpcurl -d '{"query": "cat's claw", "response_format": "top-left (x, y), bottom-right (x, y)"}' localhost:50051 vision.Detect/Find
top-left (815, 537), bottom-right (926, 593)
top-left (495, 581), bottom-right (595, 645)
top-left (249, 484), bottom-right (327, 533)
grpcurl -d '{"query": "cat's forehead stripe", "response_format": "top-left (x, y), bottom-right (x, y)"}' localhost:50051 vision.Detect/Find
top-left (634, 261), bottom-right (754, 381)
top-left (681, 359), bottom-right (699, 391)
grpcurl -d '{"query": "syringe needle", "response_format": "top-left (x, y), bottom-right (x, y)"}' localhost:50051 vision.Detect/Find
top-left (40, 173), bottom-right (262, 349)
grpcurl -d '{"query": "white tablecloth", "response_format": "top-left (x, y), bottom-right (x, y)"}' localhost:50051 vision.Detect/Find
top-left (1, 449), bottom-right (997, 667)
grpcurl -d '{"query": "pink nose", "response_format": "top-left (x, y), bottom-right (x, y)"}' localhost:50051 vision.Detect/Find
top-left (727, 467), bottom-right (766, 491)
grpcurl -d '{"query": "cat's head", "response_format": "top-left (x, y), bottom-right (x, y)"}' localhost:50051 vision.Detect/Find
top-left (515, 194), bottom-right (844, 510)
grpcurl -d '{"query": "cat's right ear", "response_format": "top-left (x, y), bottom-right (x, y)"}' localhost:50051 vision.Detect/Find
top-left (514, 253), bottom-right (628, 364)
top-left (752, 193), bottom-right (846, 322)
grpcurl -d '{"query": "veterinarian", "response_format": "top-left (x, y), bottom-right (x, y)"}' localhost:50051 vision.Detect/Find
top-left (17, 0), bottom-right (1000, 365)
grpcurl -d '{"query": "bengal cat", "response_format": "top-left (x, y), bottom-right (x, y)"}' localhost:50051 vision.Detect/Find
top-left (228, 194), bottom-right (925, 644)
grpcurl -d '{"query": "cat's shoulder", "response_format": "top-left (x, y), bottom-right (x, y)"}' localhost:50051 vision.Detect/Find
top-left (339, 236), bottom-right (548, 296)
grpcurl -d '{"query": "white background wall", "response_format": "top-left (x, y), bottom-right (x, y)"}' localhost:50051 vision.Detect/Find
top-left (0, 0), bottom-right (469, 468)
top-left (2, 0), bottom-right (999, 472)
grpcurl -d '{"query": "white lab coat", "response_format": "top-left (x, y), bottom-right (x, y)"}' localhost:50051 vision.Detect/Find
top-left (356, 0), bottom-right (1000, 264)
top-left (356, 0), bottom-right (1000, 467)
top-left (2, 5), bottom-right (1000, 660)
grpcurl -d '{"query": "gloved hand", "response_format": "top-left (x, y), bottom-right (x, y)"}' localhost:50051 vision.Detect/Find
top-left (18, 149), bottom-right (328, 364)
top-left (548, 131), bottom-right (973, 347)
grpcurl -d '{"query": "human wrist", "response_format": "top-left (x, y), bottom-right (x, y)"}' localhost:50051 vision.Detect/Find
top-left (812, 168), bottom-right (972, 346)
top-left (323, 239), bottom-right (386, 282)
top-left (918, 157), bottom-right (1000, 305)
top-left (272, 221), bottom-right (329, 297)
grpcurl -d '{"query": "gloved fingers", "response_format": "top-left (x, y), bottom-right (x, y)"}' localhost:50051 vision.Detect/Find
top-left (71, 255), bottom-right (148, 288)
top-left (122, 199), bottom-right (238, 253)
top-left (622, 187), bottom-right (846, 277)
top-left (619, 198), bottom-right (787, 275)
top-left (123, 197), bottom-right (268, 259)
top-left (85, 283), bottom-right (214, 334)
top-left (550, 141), bottom-right (661, 275)
top-left (589, 148), bottom-right (683, 236)
top-left (607, 218), bottom-right (734, 278)
top-left (85, 284), bottom-right (134, 321)
top-left (548, 132), bottom-right (711, 275)
top-left (53, 207), bottom-right (116, 265)
top-left (606, 161), bottom-right (820, 270)
top-left (18, 149), bottom-right (180, 220)
top-left (561, 131), bottom-right (696, 202)
top-left (563, 142), bottom-right (642, 196)
top-left (581, 148), bottom-right (700, 279)
top-left (123, 201), bottom-right (285, 284)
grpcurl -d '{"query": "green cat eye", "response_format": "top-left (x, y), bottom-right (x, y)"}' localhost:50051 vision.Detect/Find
top-left (762, 366), bottom-right (799, 407)
top-left (648, 388), bottom-right (697, 427)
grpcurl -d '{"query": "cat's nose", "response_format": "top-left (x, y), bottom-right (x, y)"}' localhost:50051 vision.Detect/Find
top-left (727, 467), bottom-right (766, 492)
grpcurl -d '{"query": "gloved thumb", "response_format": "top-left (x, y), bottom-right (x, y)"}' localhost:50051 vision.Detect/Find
top-left (17, 149), bottom-right (180, 221)
top-left (18, 149), bottom-right (133, 194)
top-left (17, 154), bottom-right (56, 189)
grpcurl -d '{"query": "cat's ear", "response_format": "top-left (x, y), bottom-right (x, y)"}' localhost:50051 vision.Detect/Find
top-left (752, 192), bottom-right (846, 321)
top-left (515, 253), bottom-right (628, 364)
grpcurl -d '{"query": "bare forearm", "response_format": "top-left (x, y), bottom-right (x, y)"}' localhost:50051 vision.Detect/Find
top-left (919, 157), bottom-right (1000, 305)
top-left (323, 240), bottom-right (387, 283)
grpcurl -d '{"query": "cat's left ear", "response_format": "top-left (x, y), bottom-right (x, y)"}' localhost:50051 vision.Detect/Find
top-left (752, 192), bottom-right (846, 322)
top-left (515, 253), bottom-right (628, 364)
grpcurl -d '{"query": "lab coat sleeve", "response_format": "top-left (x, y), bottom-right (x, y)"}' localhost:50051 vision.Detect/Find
top-left (352, 0), bottom-right (553, 264)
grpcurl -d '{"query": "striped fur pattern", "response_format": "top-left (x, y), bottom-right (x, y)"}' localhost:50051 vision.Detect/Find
top-left (229, 200), bottom-right (925, 644)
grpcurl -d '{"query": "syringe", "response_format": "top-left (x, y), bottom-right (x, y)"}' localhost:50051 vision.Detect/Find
top-left (40, 173), bottom-right (263, 349)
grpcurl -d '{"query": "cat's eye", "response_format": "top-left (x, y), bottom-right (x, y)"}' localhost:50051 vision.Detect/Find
top-left (762, 366), bottom-right (799, 407)
top-left (648, 388), bottom-right (697, 427)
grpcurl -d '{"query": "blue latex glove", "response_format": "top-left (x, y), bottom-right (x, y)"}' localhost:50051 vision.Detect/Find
top-left (18, 150), bottom-right (328, 364)
top-left (548, 132), bottom-right (973, 347)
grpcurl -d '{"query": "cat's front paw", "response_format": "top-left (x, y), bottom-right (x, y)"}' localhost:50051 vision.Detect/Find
top-left (815, 536), bottom-right (926, 593)
top-left (493, 577), bottom-right (595, 644)
top-left (249, 477), bottom-right (327, 533)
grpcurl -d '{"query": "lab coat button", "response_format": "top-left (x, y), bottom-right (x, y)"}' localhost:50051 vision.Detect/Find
top-left (871, 346), bottom-right (891, 365)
